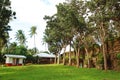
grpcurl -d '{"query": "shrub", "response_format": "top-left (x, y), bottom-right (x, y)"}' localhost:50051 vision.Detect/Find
top-left (96, 53), bottom-right (103, 64)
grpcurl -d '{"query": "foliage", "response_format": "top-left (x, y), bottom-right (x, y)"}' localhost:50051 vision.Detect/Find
top-left (43, 15), bottom-right (63, 64)
top-left (29, 26), bottom-right (37, 37)
top-left (0, 53), bottom-right (5, 64)
top-left (7, 42), bottom-right (17, 54)
top-left (25, 54), bottom-right (35, 63)
top-left (29, 26), bottom-right (37, 53)
top-left (0, 0), bottom-right (16, 51)
top-left (43, 0), bottom-right (120, 69)
top-left (15, 30), bottom-right (27, 45)
top-left (27, 48), bottom-right (39, 55)
top-left (96, 53), bottom-right (104, 64)
top-left (14, 45), bottom-right (27, 55)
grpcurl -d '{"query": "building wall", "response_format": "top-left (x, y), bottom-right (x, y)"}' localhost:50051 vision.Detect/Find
top-left (5, 57), bottom-right (13, 66)
top-left (19, 58), bottom-right (23, 64)
top-left (38, 58), bottom-right (55, 64)
top-left (6, 57), bottom-right (13, 63)
top-left (5, 57), bottom-right (24, 66)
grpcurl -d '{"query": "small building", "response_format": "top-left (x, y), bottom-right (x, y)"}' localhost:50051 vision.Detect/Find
top-left (4, 54), bottom-right (26, 66)
top-left (33, 53), bottom-right (55, 64)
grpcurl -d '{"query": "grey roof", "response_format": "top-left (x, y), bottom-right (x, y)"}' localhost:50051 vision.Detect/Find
top-left (33, 53), bottom-right (55, 58)
top-left (5, 54), bottom-right (26, 58)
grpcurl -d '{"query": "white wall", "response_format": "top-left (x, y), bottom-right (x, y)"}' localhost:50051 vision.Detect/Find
top-left (19, 58), bottom-right (23, 64)
top-left (6, 57), bottom-right (13, 63)
top-left (6, 57), bottom-right (24, 64)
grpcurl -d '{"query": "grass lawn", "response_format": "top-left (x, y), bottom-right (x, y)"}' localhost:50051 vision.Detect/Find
top-left (0, 64), bottom-right (120, 80)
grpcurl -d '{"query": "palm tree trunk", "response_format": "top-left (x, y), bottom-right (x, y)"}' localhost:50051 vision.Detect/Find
top-left (34, 35), bottom-right (36, 53)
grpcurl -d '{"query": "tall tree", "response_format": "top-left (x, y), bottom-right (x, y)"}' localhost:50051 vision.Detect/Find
top-left (0, 0), bottom-right (15, 64)
top-left (56, 3), bottom-right (72, 65)
top-left (56, 2), bottom-right (76, 66)
top-left (0, 0), bottom-right (16, 51)
top-left (15, 30), bottom-right (26, 46)
top-left (8, 42), bottom-right (17, 54)
top-left (86, 0), bottom-right (120, 70)
top-left (58, 0), bottom-right (87, 67)
top-left (14, 45), bottom-right (27, 55)
top-left (29, 26), bottom-right (37, 52)
top-left (44, 14), bottom-right (66, 64)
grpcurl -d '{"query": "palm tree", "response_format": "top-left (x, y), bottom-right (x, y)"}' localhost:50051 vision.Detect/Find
top-left (8, 42), bottom-right (17, 54)
top-left (29, 26), bottom-right (37, 53)
top-left (15, 30), bottom-right (26, 46)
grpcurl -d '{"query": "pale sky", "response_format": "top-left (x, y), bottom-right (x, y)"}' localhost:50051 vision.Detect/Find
top-left (9, 0), bottom-right (65, 51)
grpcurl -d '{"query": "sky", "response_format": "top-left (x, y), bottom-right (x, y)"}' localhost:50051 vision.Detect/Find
top-left (9, 0), bottom-right (65, 51)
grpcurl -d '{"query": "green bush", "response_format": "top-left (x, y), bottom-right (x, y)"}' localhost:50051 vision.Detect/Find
top-left (96, 53), bottom-right (103, 65)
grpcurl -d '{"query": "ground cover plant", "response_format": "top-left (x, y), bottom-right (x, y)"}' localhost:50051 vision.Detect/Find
top-left (0, 64), bottom-right (120, 80)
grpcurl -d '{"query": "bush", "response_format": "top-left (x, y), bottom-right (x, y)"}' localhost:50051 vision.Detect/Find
top-left (96, 53), bottom-right (103, 65)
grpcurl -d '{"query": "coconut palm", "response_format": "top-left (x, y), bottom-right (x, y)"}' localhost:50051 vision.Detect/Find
top-left (15, 30), bottom-right (26, 46)
top-left (29, 26), bottom-right (37, 53)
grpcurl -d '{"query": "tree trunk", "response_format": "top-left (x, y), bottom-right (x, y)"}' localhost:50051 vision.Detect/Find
top-left (57, 53), bottom-right (60, 64)
top-left (102, 43), bottom-right (107, 70)
top-left (54, 55), bottom-right (57, 64)
top-left (63, 46), bottom-right (66, 65)
top-left (100, 22), bottom-right (108, 70)
top-left (68, 52), bottom-right (71, 65)
top-left (76, 48), bottom-right (80, 68)
top-left (34, 35), bottom-right (36, 53)
top-left (85, 47), bottom-right (90, 68)
top-left (69, 44), bottom-right (72, 66)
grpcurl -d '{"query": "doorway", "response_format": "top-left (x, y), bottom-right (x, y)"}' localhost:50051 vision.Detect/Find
top-left (13, 58), bottom-right (19, 65)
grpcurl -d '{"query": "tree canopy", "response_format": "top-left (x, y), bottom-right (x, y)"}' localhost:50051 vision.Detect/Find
top-left (43, 0), bottom-right (120, 70)
top-left (0, 0), bottom-right (15, 51)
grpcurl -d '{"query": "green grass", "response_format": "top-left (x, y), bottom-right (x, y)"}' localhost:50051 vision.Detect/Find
top-left (0, 64), bottom-right (120, 80)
